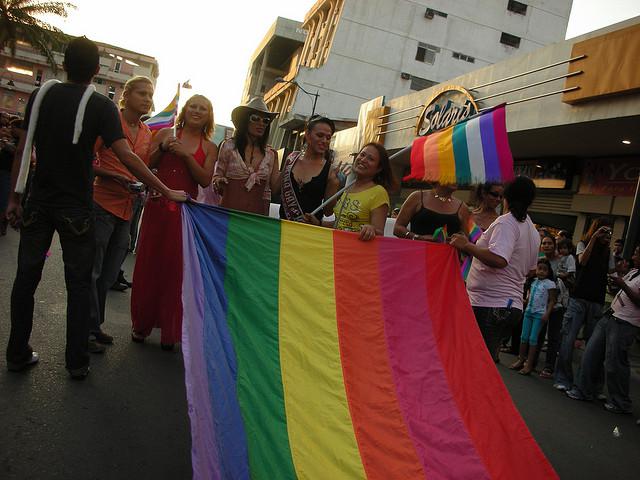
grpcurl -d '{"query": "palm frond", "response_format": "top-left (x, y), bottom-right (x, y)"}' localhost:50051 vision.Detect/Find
top-left (19, 2), bottom-right (76, 18)
top-left (0, 0), bottom-right (76, 71)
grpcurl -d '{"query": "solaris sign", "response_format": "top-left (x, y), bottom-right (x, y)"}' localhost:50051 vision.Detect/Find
top-left (415, 86), bottom-right (478, 136)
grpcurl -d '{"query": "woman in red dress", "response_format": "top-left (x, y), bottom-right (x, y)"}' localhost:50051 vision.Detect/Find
top-left (131, 95), bottom-right (217, 349)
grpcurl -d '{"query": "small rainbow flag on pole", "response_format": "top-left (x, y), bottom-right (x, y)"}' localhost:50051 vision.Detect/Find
top-left (144, 84), bottom-right (179, 131)
top-left (405, 104), bottom-right (514, 185)
top-left (180, 202), bottom-right (557, 480)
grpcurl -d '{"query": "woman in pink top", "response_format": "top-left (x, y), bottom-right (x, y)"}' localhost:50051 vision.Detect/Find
top-left (213, 97), bottom-right (280, 215)
top-left (451, 176), bottom-right (540, 362)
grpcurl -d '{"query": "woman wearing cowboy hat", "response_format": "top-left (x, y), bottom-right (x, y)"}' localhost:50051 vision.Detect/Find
top-left (213, 97), bottom-right (280, 215)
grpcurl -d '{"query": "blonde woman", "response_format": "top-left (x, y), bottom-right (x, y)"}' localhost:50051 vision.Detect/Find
top-left (131, 95), bottom-right (217, 350)
top-left (89, 76), bottom-right (156, 349)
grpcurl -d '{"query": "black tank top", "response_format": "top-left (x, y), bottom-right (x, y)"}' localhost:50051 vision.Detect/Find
top-left (279, 158), bottom-right (330, 221)
top-left (410, 190), bottom-right (462, 235)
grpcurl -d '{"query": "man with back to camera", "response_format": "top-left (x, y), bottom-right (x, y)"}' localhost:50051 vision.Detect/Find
top-left (5, 36), bottom-right (187, 379)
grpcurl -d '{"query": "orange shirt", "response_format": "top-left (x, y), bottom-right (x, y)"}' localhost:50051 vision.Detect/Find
top-left (93, 113), bottom-right (152, 220)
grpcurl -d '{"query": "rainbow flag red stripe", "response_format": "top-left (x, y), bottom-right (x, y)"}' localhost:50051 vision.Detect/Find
top-left (181, 203), bottom-right (557, 480)
top-left (405, 105), bottom-right (514, 185)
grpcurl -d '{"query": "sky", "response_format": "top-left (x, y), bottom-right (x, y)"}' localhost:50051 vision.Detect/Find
top-left (43, 0), bottom-right (640, 126)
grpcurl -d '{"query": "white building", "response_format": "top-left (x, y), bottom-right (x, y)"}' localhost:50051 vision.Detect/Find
top-left (245, 0), bottom-right (573, 153)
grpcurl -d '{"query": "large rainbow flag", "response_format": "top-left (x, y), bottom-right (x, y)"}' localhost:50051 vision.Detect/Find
top-left (181, 202), bottom-right (557, 480)
top-left (145, 84), bottom-right (179, 131)
top-left (405, 105), bottom-right (514, 185)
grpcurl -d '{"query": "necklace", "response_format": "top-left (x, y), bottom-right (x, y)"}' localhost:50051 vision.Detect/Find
top-left (434, 192), bottom-right (452, 202)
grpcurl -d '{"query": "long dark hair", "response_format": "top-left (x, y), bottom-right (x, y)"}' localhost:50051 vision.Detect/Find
top-left (537, 258), bottom-right (555, 282)
top-left (305, 115), bottom-right (335, 162)
top-left (306, 115), bottom-right (335, 134)
top-left (232, 109), bottom-right (271, 161)
top-left (475, 182), bottom-right (502, 206)
top-left (541, 234), bottom-right (556, 250)
top-left (360, 142), bottom-right (397, 191)
top-left (504, 176), bottom-right (536, 222)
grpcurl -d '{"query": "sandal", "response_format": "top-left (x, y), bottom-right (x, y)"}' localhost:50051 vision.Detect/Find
top-left (519, 367), bottom-right (532, 376)
top-left (509, 359), bottom-right (525, 370)
top-left (539, 368), bottom-right (553, 379)
top-left (131, 330), bottom-right (145, 343)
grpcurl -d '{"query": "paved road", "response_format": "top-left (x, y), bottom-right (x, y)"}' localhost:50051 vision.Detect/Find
top-left (1, 227), bottom-right (640, 479)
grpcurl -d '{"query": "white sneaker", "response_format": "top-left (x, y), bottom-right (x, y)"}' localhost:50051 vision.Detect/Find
top-left (553, 383), bottom-right (568, 391)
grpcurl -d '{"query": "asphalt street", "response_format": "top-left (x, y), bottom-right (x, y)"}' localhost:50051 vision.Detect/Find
top-left (1, 227), bottom-right (640, 480)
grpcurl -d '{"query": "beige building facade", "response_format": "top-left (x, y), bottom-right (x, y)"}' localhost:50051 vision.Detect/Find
top-left (1, 39), bottom-right (159, 116)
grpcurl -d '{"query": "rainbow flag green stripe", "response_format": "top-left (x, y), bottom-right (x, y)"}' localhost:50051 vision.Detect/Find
top-left (145, 87), bottom-right (179, 131)
top-left (181, 203), bottom-right (558, 480)
top-left (405, 104), bottom-right (514, 185)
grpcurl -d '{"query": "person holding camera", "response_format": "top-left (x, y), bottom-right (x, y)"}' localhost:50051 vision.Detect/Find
top-left (553, 218), bottom-right (615, 391)
top-left (89, 76), bottom-right (156, 349)
top-left (566, 246), bottom-right (640, 414)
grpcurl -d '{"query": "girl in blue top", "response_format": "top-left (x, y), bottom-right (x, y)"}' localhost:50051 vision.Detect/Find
top-left (510, 258), bottom-right (558, 375)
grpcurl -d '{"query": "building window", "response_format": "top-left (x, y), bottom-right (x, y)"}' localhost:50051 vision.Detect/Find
top-left (500, 32), bottom-right (521, 48)
top-left (94, 78), bottom-right (104, 85)
top-left (409, 75), bottom-right (437, 91)
top-left (114, 61), bottom-right (121, 73)
top-left (107, 86), bottom-right (116, 100)
top-left (35, 69), bottom-right (43, 86)
top-left (452, 52), bottom-right (475, 63)
top-left (415, 42), bottom-right (440, 64)
top-left (424, 8), bottom-right (447, 19)
top-left (507, 0), bottom-right (528, 15)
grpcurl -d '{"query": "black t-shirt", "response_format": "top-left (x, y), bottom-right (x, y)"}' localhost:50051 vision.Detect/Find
top-left (23, 83), bottom-right (124, 208)
top-left (0, 146), bottom-right (13, 172)
top-left (572, 245), bottom-right (610, 304)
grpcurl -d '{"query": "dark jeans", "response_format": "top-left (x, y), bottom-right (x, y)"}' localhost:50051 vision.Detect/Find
top-left (542, 307), bottom-right (565, 371)
top-left (90, 203), bottom-right (130, 333)
top-left (574, 313), bottom-right (639, 411)
top-left (472, 306), bottom-right (523, 362)
top-left (6, 203), bottom-right (95, 370)
top-left (554, 298), bottom-right (603, 388)
top-left (0, 169), bottom-right (10, 213)
top-left (129, 195), bottom-right (144, 252)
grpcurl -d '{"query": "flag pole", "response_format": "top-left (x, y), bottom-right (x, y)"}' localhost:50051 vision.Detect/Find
top-left (172, 83), bottom-right (180, 137)
top-left (310, 178), bottom-right (356, 216)
top-left (309, 144), bottom-right (412, 216)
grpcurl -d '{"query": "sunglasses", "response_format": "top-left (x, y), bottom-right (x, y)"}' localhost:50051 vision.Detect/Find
top-left (488, 191), bottom-right (503, 199)
top-left (249, 114), bottom-right (272, 125)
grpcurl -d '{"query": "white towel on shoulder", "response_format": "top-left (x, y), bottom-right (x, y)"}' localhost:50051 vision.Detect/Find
top-left (15, 80), bottom-right (96, 194)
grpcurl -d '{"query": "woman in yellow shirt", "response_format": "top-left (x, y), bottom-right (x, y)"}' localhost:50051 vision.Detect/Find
top-left (306, 142), bottom-right (395, 241)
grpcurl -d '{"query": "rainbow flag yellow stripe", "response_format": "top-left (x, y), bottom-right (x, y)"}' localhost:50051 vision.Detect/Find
top-left (180, 203), bottom-right (558, 480)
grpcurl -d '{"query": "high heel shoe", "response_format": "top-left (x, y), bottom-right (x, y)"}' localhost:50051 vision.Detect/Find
top-left (131, 330), bottom-right (145, 343)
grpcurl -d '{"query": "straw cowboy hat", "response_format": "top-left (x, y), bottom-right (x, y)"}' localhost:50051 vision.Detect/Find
top-left (231, 97), bottom-right (278, 128)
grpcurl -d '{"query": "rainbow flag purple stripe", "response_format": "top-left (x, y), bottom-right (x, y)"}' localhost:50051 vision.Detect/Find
top-left (405, 105), bottom-right (514, 185)
top-left (180, 202), bottom-right (557, 480)
top-left (145, 86), bottom-right (179, 132)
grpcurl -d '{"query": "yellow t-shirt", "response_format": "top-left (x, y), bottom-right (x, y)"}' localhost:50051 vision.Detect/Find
top-left (333, 185), bottom-right (389, 232)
